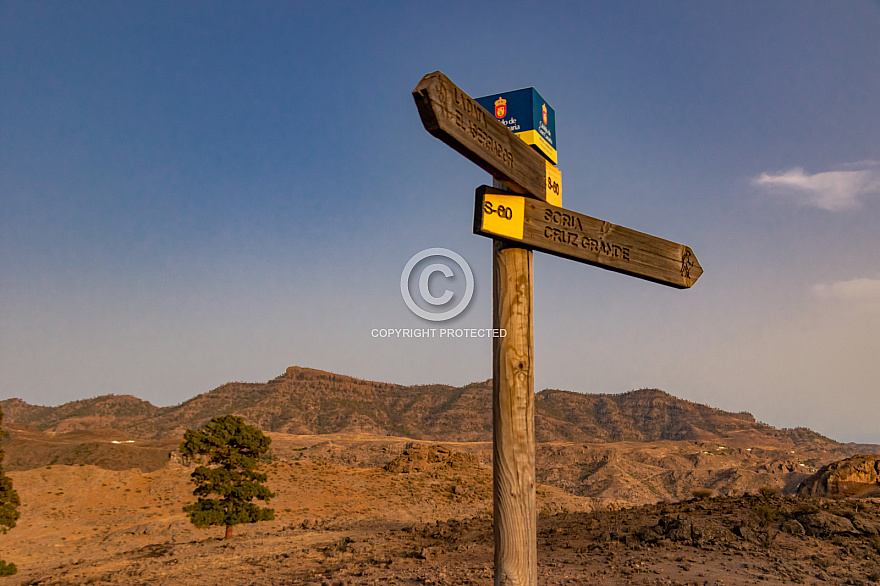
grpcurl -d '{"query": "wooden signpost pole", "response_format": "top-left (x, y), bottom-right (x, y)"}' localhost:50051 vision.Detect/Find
top-left (413, 70), bottom-right (702, 586)
top-left (492, 182), bottom-right (537, 586)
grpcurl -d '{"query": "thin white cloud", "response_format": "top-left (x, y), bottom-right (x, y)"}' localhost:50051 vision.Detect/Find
top-left (813, 278), bottom-right (880, 308)
top-left (840, 160), bottom-right (880, 171)
top-left (753, 162), bottom-right (880, 211)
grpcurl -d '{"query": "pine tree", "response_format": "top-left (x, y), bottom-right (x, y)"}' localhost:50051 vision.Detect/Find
top-left (0, 406), bottom-right (21, 576)
top-left (179, 415), bottom-right (274, 539)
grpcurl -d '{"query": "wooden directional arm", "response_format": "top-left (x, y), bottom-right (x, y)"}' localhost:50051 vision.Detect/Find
top-left (474, 186), bottom-right (703, 289)
top-left (413, 71), bottom-right (559, 204)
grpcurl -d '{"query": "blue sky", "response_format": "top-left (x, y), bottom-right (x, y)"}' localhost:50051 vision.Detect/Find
top-left (2, 2), bottom-right (879, 442)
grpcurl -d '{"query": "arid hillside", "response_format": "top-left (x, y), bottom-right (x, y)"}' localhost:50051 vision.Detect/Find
top-left (2, 368), bottom-right (879, 584)
top-left (3, 366), bottom-right (875, 450)
top-left (3, 366), bottom-right (878, 504)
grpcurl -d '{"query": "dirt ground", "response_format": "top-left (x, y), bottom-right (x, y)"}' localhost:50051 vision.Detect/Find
top-left (1, 434), bottom-right (878, 585)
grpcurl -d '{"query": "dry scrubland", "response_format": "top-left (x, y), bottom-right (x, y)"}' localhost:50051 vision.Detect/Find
top-left (1, 368), bottom-right (879, 584)
top-left (0, 434), bottom-right (877, 585)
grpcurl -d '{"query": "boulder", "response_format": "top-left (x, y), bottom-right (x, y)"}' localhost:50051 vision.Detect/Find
top-left (797, 511), bottom-right (857, 537)
top-left (383, 444), bottom-right (482, 474)
top-left (797, 454), bottom-right (880, 498)
top-left (661, 516), bottom-right (733, 546)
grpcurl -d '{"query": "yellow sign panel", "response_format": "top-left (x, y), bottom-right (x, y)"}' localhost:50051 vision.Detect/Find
top-left (481, 192), bottom-right (525, 241)
top-left (545, 161), bottom-right (561, 207)
top-left (516, 129), bottom-right (558, 165)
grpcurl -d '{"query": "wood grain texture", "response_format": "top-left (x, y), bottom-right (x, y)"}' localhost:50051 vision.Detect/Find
top-left (475, 186), bottom-right (703, 289)
top-left (492, 239), bottom-right (536, 586)
top-left (413, 71), bottom-right (554, 203)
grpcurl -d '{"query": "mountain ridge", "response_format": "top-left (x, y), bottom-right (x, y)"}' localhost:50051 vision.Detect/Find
top-left (2, 366), bottom-right (872, 453)
top-left (3, 366), bottom-right (878, 504)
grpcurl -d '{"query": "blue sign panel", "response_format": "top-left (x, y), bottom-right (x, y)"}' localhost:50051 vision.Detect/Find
top-left (475, 87), bottom-right (557, 164)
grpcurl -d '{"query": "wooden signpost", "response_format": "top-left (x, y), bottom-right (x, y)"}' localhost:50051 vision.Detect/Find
top-left (413, 71), bottom-right (702, 586)
top-left (474, 186), bottom-right (702, 289)
top-left (413, 71), bottom-right (562, 206)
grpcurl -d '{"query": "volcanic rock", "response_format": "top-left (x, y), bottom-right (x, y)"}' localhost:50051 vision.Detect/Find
top-left (797, 454), bottom-right (880, 498)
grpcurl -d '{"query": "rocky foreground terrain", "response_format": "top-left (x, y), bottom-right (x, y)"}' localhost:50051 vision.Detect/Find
top-left (1, 367), bottom-right (879, 584)
top-left (0, 439), bottom-right (878, 585)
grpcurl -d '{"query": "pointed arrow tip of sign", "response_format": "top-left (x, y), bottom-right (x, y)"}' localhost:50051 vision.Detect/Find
top-left (681, 246), bottom-right (703, 287)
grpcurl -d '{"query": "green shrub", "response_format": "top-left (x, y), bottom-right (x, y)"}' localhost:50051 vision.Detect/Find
top-left (0, 406), bottom-right (21, 574)
top-left (755, 503), bottom-right (778, 526)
